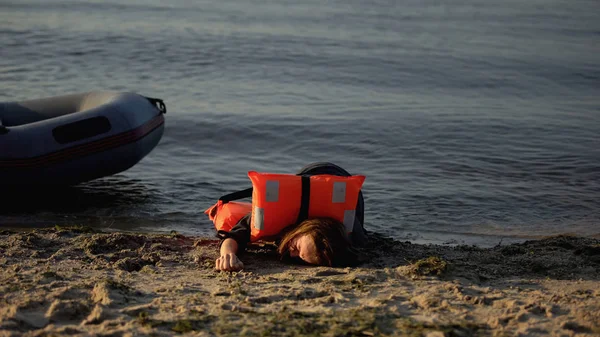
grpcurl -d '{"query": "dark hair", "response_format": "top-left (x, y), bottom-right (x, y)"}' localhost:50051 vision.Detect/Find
top-left (277, 217), bottom-right (358, 267)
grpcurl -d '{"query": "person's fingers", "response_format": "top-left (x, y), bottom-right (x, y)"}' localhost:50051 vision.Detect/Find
top-left (223, 254), bottom-right (232, 270)
top-left (215, 254), bottom-right (244, 272)
top-left (220, 257), bottom-right (230, 271)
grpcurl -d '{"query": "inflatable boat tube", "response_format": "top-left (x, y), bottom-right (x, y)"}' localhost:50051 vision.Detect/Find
top-left (0, 91), bottom-right (166, 185)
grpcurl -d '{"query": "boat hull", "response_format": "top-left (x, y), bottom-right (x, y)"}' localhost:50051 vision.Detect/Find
top-left (0, 91), bottom-right (166, 185)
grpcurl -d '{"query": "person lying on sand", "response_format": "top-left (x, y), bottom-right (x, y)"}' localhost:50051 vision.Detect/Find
top-left (206, 162), bottom-right (368, 271)
top-left (217, 217), bottom-right (358, 271)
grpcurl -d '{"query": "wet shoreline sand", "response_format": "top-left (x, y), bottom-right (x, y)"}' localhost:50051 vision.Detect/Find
top-left (1, 227), bottom-right (599, 336)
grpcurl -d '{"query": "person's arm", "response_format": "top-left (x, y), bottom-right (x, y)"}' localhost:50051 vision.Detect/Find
top-left (215, 238), bottom-right (244, 271)
top-left (215, 214), bottom-right (251, 271)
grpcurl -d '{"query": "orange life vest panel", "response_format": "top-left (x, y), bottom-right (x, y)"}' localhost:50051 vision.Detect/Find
top-left (248, 171), bottom-right (365, 241)
top-left (204, 200), bottom-right (252, 233)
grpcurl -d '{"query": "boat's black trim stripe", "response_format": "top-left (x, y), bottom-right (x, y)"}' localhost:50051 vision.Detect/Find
top-left (0, 113), bottom-right (164, 169)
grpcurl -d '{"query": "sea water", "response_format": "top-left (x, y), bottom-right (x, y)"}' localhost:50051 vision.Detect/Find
top-left (1, 0), bottom-right (599, 246)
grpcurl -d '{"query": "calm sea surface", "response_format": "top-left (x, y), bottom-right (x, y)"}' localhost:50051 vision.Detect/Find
top-left (1, 0), bottom-right (599, 246)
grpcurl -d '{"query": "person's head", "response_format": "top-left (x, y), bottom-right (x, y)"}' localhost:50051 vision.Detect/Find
top-left (277, 217), bottom-right (358, 267)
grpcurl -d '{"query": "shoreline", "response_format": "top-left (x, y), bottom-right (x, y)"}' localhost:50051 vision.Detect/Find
top-left (4, 223), bottom-right (585, 249)
top-left (1, 227), bottom-right (599, 336)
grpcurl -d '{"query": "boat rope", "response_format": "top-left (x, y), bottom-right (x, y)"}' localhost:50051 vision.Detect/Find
top-left (144, 96), bottom-right (167, 114)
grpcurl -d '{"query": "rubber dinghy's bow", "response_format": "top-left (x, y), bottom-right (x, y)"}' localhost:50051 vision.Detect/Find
top-left (0, 91), bottom-right (167, 185)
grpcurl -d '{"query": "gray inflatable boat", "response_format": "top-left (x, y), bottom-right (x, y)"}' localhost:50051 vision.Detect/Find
top-left (0, 91), bottom-right (166, 185)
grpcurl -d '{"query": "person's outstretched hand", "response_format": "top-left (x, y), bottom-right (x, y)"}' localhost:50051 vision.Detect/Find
top-left (215, 253), bottom-right (244, 271)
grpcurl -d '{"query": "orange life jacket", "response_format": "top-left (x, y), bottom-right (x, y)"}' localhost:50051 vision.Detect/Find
top-left (204, 200), bottom-right (252, 233)
top-left (205, 171), bottom-right (365, 242)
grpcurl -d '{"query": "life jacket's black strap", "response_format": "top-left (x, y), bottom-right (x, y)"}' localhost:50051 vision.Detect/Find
top-left (295, 175), bottom-right (310, 224)
top-left (218, 187), bottom-right (253, 204)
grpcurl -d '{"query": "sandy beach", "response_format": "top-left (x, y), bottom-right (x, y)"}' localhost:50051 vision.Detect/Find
top-left (0, 227), bottom-right (598, 337)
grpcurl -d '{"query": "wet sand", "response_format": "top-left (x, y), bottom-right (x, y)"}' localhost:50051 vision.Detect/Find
top-left (0, 227), bottom-right (599, 336)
